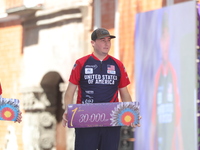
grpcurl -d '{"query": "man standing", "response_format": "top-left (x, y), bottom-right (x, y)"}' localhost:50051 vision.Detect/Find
top-left (62, 28), bottom-right (139, 150)
top-left (150, 20), bottom-right (182, 150)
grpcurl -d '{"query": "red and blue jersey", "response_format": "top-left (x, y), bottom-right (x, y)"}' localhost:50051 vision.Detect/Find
top-left (69, 53), bottom-right (130, 104)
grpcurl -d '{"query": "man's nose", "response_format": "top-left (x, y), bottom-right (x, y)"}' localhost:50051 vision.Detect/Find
top-left (105, 40), bottom-right (109, 45)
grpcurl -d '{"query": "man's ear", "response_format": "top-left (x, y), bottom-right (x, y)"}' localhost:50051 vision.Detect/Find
top-left (91, 40), bottom-right (95, 46)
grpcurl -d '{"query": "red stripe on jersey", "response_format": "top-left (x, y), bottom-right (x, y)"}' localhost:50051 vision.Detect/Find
top-left (110, 91), bottom-right (119, 102)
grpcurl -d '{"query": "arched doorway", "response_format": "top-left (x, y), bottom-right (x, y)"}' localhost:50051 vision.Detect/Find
top-left (40, 71), bottom-right (66, 150)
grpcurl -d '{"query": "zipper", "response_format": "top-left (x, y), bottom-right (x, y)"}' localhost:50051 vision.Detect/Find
top-left (100, 60), bottom-right (102, 71)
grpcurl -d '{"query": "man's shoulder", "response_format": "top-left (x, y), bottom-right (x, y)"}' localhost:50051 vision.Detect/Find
top-left (109, 55), bottom-right (123, 65)
top-left (76, 54), bottom-right (91, 62)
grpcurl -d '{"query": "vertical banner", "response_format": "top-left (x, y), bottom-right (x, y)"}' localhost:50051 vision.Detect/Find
top-left (197, 4), bottom-right (200, 150)
top-left (135, 1), bottom-right (197, 150)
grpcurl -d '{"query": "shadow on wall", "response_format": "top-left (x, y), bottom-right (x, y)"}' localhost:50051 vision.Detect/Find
top-left (40, 71), bottom-right (64, 122)
top-left (23, 8), bottom-right (82, 47)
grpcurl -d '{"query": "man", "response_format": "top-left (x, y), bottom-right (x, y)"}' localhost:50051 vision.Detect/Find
top-left (150, 20), bottom-right (182, 150)
top-left (62, 28), bottom-right (140, 150)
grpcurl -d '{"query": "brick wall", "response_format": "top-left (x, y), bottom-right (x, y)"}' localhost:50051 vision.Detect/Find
top-left (101, 0), bottom-right (115, 29)
top-left (118, 0), bottom-right (137, 99)
top-left (100, 0), bottom-right (116, 56)
top-left (0, 20), bottom-right (23, 150)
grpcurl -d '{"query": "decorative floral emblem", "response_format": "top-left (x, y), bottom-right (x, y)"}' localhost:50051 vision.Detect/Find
top-left (0, 98), bottom-right (19, 121)
top-left (110, 102), bottom-right (140, 126)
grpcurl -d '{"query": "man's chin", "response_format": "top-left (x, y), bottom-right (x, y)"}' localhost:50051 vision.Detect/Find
top-left (102, 50), bottom-right (109, 54)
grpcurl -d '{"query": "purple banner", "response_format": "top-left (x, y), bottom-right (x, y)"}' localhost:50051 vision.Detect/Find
top-left (66, 102), bottom-right (140, 128)
top-left (135, 1), bottom-right (197, 150)
top-left (197, 4), bottom-right (200, 150)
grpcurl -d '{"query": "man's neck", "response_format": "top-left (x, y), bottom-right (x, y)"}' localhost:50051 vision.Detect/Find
top-left (93, 52), bottom-right (108, 60)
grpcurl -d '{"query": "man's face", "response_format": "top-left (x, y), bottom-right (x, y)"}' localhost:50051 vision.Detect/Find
top-left (91, 36), bottom-right (111, 55)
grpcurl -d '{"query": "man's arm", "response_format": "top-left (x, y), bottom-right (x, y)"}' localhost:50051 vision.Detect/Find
top-left (15, 112), bottom-right (22, 123)
top-left (119, 87), bottom-right (132, 102)
top-left (119, 86), bottom-right (141, 127)
top-left (62, 82), bottom-right (77, 127)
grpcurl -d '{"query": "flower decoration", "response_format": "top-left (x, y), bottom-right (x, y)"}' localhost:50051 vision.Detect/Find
top-left (0, 98), bottom-right (19, 121)
top-left (0, 104), bottom-right (18, 121)
top-left (110, 102), bottom-right (140, 126)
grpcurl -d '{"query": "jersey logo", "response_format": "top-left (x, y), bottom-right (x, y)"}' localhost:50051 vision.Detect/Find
top-left (107, 65), bottom-right (116, 74)
top-left (85, 68), bottom-right (93, 74)
top-left (72, 64), bottom-right (77, 70)
top-left (85, 64), bottom-right (98, 70)
top-left (85, 90), bottom-right (94, 94)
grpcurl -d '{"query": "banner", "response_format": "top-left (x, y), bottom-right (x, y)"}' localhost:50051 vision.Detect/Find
top-left (135, 1), bottom-right (197, 150)
top-left (0, 96), bottom-right (19, 121)
top-left (66, 102), bottom-right (140, 128)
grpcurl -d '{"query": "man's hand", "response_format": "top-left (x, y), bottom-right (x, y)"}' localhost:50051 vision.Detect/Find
top-left (130, 116), bottom-right (142, 128)
top-left (62, 110), bottom-right (68, 127)
top-left (15, 112), bottom-right (22, 123)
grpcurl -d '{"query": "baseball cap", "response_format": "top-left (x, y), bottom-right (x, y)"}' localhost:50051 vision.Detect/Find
top-left (91, 28), bottom-right (116, 41)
